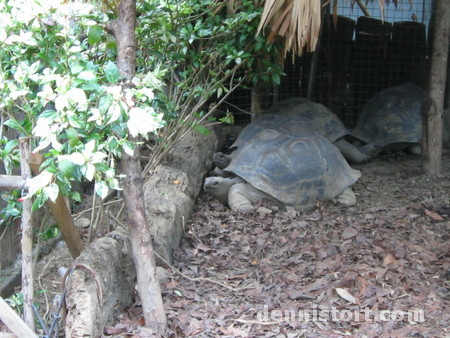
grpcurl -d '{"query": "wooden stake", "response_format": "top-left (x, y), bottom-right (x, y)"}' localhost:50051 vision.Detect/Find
top-left (29, 154), bottom-right (84, 258)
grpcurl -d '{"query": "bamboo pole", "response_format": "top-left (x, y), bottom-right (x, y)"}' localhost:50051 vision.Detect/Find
top-left (0, 297), bottom-right (38, 338)
top-left (0, 175), bottom-right (26, 190)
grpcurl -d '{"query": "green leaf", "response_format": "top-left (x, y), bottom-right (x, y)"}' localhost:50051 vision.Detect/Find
top-left (98, 95), bottom-right (112, 114)
top-left (66, 127), bottom-right (79, 147)
top-left (4, 140), bottom-right (18, 152)
top-left (193, 124), bottom-right (210, 135)
top-left (69, 60), bottom-right (84, 75)
top-left (3, 119), bottom-right (22, 131)
top-left (39, 109), bottom-right (57, 119)
top-left (272, 73), bottom-right (281, 85)
top-left (95, 181), bottom-right (110, 199)
top-left (107, 177), bottom-right (121, 190)
top-left (104, 61), bottom-right (120, 84)
top-left (106, 136), bottom-right (119, 153)
top-left (58, 159), bottom-right (77, 178)
top-left (39, 225), bottom-right (60, 241)
top-left (32, 194), bottom-right (47, 211)
top-left (88, 25), bottom-right (103, 45)
top-left (80, 81), bottom-right (100, 91)
top-left (122, 142), bottom-right (135, 156)
top-left (70, 191), bottom-right (81, 202)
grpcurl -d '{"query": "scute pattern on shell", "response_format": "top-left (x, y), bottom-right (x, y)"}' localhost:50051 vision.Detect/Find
top-left (231, 113), bottom-right (318, 151)
top-left (352, 83), bottom-right (426, 147)
top-left (231, 98), bottom-right (349, 151)
top-left (224, 128), bottom-right (361, 208)
top-left (266, 97), bottom-right (350, 142)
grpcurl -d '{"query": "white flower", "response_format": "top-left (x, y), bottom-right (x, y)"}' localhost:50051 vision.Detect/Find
top-left (32, 118), bottom-right (63, 152)
top-left (37, 85), bottom-right (56, 104)
top-left (105, 85), bottom-right (123, 99)
top-left (55, 94), bottom-right (69, 112)
top-left (67, 88), bottom-right (88, 111)
top-left (23, 171), bottom-right (55, 200)
top-left (127, 106), bottom-right (163, 137)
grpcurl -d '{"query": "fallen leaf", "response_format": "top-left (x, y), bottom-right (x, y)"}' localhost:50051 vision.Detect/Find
top-left (341, 226), bottom-right (358, 240)
top-left (383, 253), bottom-right (396, 266)
top-left (286, 288), bottom-right (315, 300)
top-left (196, 243), bottom-right (213, 251)
top-left (305, 276), bottom-right (330, 292)
top-left (165, 280), bottom-right (179, 289)
top-left (394, 246), bottom-right (407, 259)
top-left (104, 323), bottom-right (128, 335)
top-left (424, 208), bottom-right (444, 221)
top-left (335, 288), bottom-right (356, 304)
top-left (220, 325), bottom-right (249, 337)
top-left (357, 277), bottom-right (367, 298)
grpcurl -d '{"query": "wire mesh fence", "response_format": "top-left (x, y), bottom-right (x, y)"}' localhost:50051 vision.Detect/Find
top-left (222, 0), bottom-right (434, 127)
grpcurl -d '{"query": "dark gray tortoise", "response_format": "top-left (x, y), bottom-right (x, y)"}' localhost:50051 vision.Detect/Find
top-left (352, 83), bottom-right (426, 155)
top-left (213, 115), bottom-right (319, 172)
top-left (215, 98), bottom-right (373, 169)
top-left (264, 97), bottom-right (375, 163)
top-left (204, 128), bottom-right (361, 212)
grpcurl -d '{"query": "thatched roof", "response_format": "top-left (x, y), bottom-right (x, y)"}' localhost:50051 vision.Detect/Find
top-left (256, 0), bottom-right (414, 58)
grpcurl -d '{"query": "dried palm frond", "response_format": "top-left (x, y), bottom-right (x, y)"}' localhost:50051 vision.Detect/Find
top-left (257, 0), bottom-right (321, 57)
top-left (257, 0), bottom-right (414, 59)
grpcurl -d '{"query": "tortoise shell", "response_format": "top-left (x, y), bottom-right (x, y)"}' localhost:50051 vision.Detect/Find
top-left (224, 128), bottom-right (360, 208)
top-left (352, 83), bottom-right (426, 147)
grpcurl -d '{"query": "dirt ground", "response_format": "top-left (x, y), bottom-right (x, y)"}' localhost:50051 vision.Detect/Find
top-left (31, 150), bottom-right (450, 337)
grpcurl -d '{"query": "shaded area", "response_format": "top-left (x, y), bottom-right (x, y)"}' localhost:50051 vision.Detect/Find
top-left (158, 152), bottom-right (450, 336)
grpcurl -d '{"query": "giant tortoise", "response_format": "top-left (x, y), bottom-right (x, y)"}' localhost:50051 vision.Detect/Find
top-left (204, 128), bottom-right (361, 212)
top-left (352, 83), bottom-right (426, 154)
top-left (214, 98), bottom-right (373, 170)
top-left (265, 97), bottom-right (377, 163)
top-left (213, 114), bottom-right (319, 170)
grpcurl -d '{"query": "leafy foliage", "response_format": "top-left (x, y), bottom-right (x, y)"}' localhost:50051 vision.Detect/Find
top-left (0, 0), bottom-right (284, 210)
top-left (136, 0), bottom-right (284, 173)
top-left (0, 190), bottom-right (21, 226)
top-left (137, 0), bottom-right (283, 89)
top-left (0, 0), bottom-right (164, 204)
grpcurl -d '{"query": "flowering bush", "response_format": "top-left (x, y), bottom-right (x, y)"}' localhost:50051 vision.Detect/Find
top-left (0, 0), bottom-right (283, 211)
top-left (0, 0), bottom-right (165, 208)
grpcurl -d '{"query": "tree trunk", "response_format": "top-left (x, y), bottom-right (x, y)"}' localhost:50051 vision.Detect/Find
top-left (120, 141), bottom-right (167, 333)
top-left (422, 0), bottom-right (450, 175)
top-left (19, 138), bottom-right (34, 331)
top-left (106, 0), bottom-right (167, 332)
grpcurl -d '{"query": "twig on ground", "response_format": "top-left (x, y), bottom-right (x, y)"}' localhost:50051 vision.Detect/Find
top-left (153, 251), bottom-right (254, 292)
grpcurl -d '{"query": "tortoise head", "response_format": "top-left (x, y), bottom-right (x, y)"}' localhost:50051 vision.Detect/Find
top-left (204, 176), bottom-right (240, 205)
top-left (212, 152), bottom-right (232, 170)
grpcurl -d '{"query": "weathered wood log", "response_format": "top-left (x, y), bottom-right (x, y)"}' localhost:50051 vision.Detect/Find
top-left (65, 129), bottom-right (218, 336)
